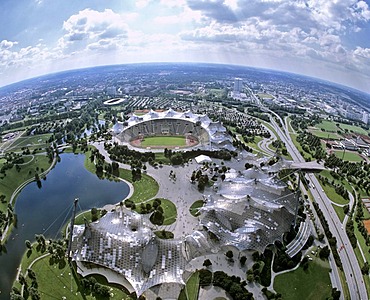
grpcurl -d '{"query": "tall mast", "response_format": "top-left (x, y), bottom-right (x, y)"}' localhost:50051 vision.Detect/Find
top-left (67, 198), bottom-right (79, 261)
top-left (294, 172), bottom-right (301, 228)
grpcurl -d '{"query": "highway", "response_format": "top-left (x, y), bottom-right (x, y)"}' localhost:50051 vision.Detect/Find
top-left (267, 109), bottom-right (367, 300)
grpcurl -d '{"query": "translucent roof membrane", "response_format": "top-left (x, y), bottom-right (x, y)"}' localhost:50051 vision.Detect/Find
top-left (71, 208), bottom-right (186, 296)
top-left (71, 168), bottom-right (300, 296)
top-left (199, 169), bottom-right (296, 253)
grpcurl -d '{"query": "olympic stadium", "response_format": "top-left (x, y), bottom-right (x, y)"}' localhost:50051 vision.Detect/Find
top-left (112, 108), bottom-right (235, 151)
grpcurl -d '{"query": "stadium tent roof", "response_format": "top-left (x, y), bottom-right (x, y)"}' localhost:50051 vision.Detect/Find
top-left (195, 155), bottom-right (212, 164)
top-left (117, 109), bottom-right (236, 152)
top-left (70, 208), bottom-right (186, 297)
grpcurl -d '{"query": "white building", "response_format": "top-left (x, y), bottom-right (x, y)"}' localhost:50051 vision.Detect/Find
top-left (233, 78), bottom-right (243, 94)
top-left (363, 111), bottom-right (369, 124)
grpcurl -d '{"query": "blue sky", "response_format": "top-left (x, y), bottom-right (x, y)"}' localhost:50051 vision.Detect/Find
top-left (0, 0), bottom-right (370, 93)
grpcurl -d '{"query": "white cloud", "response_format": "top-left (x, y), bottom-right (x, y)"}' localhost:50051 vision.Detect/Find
top-left (136, 0), bottom-right (152, 9)
top-left (154, 7), bottom-right (202, 25)
top-left (0, 1), bottom-right (369, 93)
top-left (352, 1), bottom-right (370, 21)
top-left (59, 9), bottom-right (128, 54)
top-left (0, 40), bottom-right (18, 50)
top-left (160, 0), bottom-right (187, 8)
top-left (353, 46), bottom-right (370, 59)
top-left (224, 0), bottom-right (238, 10)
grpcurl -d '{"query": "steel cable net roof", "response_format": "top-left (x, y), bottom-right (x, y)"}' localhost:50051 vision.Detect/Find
top-left (70, 208), bottom-right (186, 296)
top-left (198, 169), bottom-right (296, 253)
top-left (115, 109), bottom-right (235, 151)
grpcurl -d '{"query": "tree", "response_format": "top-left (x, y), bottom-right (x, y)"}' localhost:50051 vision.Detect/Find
top-left (319, 246), bottom-right (330, 260)
top-left (170, 153), bottom-right (184, 165)
top-left (252, 251), bottom-right (260, 261)
top-left (199, 269), bottom-right (212, 286)
top-left (91, 207), bottom-right (99, 222)
top-left (203, 259), bottom-right (212, 267)
top-left (240, 256), bottom-right (247, 266)
top-left (25, 240), bottom-right (32, 250)
top-left (150, 210), bottom-right (164, 225)
top-left (331, 288), bottom-right (341, 300)
top-left (252, 262), bottom-right (260, 270)
top-left (361, 262), bottom-right (369, 275)
top-left (225, 250), bottom-right (234, 260)
top-left (247, 274), bottom-right (254, 282)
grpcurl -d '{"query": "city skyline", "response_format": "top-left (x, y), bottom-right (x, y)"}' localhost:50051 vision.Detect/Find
top-left (1, 0), bottom-right (370, 94)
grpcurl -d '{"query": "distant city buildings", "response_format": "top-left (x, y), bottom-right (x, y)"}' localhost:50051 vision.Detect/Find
top-left (106, 86), bottom-right (117, 96)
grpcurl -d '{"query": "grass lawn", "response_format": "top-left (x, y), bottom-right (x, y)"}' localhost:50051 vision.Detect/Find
top-left (274, 258), bottom-right (332, 300)
top-left (354, 247), bottom-right (370, 300)
top-left (260, 120), bottom-right (279, 140)
top-left (315, 120), bottom-right (369, 135)
top-left (338, 123), bottom-right (369, 135)
top-left (178, 272), bottom-right (200, 300)
top-left (362, 204), bottom-right (370, 220)
top-left (257, 93), bottom-right (274, 99)
top-left (353, 222), bottom-right (370, 298)
top-left (0, 154), bottom-right (52, 211)
top-left (354, 221), bottom-right (370, 265)
top-left (286, 116), bottom-right (294, 133)
top-left (8, 134), bottom-right (52, 151)
top-left (358, 187), bottom-right (370, 200)
top-left (246, 135), bottom-right (264, 150)
top-left (154, 152), bottom-right (171, 164)
top-left (15, 248), bottom-right (132, 300)
top-left (189, 200), bottom-right (204, 217)
top-left (315, 120), bottom-right (339, 132)
top-left (333, 150), bottom-right (364, 162)
top-left (118, 169), bottom-right (159, 203)
top-left (310, 130), bottom-right (341, 140)
top-left (316, 174), bottom-right (349, 205)
top-left (332, 204), bottom-right (346, 222)
top-left (209, 88), bottom-right (225, 97)
top-left (154, 230), bottom-right (174, 239)
top-left (135, 198), bottom-right (177, 225)
top-left (141, 136), bottom-right (186, 147)
top-left (319, 170), bottom-right (354, 195)
top-left (290, 133), bottom-right (314, 161)
top-left (74, 210), bottom-right (97, 226)
top-left (320, 182), bottom-right (349, 205)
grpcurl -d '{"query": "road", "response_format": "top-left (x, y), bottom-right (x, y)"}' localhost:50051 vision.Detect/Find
top-left (267, 108), bottom-right (367, 300)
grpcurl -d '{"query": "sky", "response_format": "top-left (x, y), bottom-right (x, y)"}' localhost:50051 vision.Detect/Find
top-left (0, 0), bottom-right (370, 93)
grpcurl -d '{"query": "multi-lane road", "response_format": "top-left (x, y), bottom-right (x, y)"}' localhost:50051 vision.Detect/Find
top-left (267, 109), bottom-right (367, 300)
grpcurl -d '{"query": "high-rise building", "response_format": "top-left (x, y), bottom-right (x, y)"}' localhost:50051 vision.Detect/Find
top-left (233, 78), bottom-right (243, 94)
top-left (363, 111), bottom-right (369, 124)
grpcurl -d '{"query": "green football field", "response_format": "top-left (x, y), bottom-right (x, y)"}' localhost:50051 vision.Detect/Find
top-left (140, 136), bottom-right (186, 147)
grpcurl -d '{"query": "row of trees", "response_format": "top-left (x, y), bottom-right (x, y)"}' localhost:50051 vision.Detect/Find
top-left (296, 132), bottom-right (326, 160)
top-left (197, 270), bottom-right (254, 300)
top-left (312, 202), bottom-right (342, 269)
top-left (290, 114), bottom-right (320, 132)
top-left (125, 198), bottom-right (166, 226)
top-left (11, 268), bottom-right (40, 300)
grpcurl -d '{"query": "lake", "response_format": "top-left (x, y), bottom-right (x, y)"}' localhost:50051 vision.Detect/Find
top-left (0, 153), bottom-right (130, 299)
